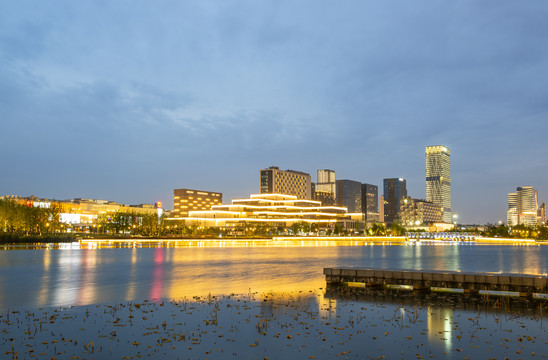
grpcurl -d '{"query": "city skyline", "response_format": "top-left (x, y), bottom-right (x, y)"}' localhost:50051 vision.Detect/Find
top-left (1, 1), bottom-right (547, 224)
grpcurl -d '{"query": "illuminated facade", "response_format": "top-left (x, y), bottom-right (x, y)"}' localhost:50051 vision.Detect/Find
top-left (507, 186), bottom-right (540, 226)
top-left (379, 195), bottom-right (384, 223)
top-left (260, 167), bottom-right (312, 199)
top-left (173, 188), bottom-right (222, 218)
top-left (538, 203), bottom-right (546, 225)
top-left (399, 197), bottom-right (443, 226)
top-left (507, 192), bottom-right (518, 226)
top-left (426, 145), bottom-right (452, 223)
top-left (169, 193), bottom-right (355, 232)
top-left (361, 183), bottom-right (379, 223)
top-left (315, 169), bottom-right (336, 205)
top-left (3, 195), bottom-right (158, 226)
top-left (383, 178), bottom-right (407, 225)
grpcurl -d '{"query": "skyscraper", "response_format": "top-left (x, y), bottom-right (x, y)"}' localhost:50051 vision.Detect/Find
top-left (336, 179), bottom-right (362, 213)
top-left (426, 145), bottom-right (452, 223)
top-left (538, 203), bottom-right (546, 225)
top-left (383, 178), bottom-right (407, 225)
top-left (507, 192), bottom-right (518, 226)
top-left (361, 183), bottom-right (379, 223)
top-left (508, 186), bottom-right (539, 226)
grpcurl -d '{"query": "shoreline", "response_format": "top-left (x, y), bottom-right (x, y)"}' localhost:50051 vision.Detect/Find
top-left (1, 234), bottom-right (546, 246)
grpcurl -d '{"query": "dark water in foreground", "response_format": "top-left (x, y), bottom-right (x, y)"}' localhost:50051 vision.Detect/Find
top-left (0, 241), bottom-right (546, 309)
top-left (0, 242), bottom-right (547, 359)
top-left (0, 290), bottom-right (546, 359)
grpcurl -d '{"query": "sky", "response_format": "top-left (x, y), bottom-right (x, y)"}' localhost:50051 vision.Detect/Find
top-left (1, 1), bottom-right (547, 224)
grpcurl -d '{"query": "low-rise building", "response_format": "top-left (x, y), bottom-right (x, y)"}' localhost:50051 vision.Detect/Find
top-left (172, 188), bottom-right (222, 218)
top-left (399, 196), bottom-right (443, 227)
top-left (1, 195), bottom-right (159, 228)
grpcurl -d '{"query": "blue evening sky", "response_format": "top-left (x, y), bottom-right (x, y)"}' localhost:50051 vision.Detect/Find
top-left (1, 1), bottom-right (547, 224)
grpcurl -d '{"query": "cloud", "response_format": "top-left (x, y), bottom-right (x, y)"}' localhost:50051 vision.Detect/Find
top-left (1, 1), bottom-right (548, 221)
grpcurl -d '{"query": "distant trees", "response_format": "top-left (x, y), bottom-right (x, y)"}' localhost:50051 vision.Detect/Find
top-left (369, 223), bottom-right (386, 236)
top-left (388, 222), bottom-right (407, 236)
top-left (484, 224), bottom-right (510, 238)
top-left (0, 198), bottom-right (50, 235)
top-left (482, 223), bottom-right (548, 240)
top-left (291, 221), bottom-right (310, 235)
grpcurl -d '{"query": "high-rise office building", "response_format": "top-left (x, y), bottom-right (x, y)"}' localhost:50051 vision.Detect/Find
top-left (379, 195), bottom-right (384, 223)
top-left (316, 169), bottom-right (336, 194)
top-left (383, 178), bottom-right (407, 225)
top-left (336, 180), bottom-right (362, 213)
top-left (507, 192), bottom-right (518, 226)
top-left (361, 183), bottom-right (379, 223)
top-left (508, 186), bottom-right (539, 226)
top-left (538, 203), bottom-right (546, 225)
top-left (260, 166), bottom-right (312, 199)
top-left (173, 188), bottom-right (222, 217)
top-left (426, 145), bottom-right (452, 223)
top-left (314, 169), bottom-right (336, 205)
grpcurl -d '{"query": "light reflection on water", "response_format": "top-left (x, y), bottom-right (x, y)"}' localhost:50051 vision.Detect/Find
top-left (0, 242), bottom-right (546, 309)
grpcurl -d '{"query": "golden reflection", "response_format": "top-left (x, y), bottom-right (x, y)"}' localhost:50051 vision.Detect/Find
top-left (54, 250), bottom-right (81, 306)
top-left (150, 248), bottom-right (165, 301)
top-left (427, 306), bottom-right (453, 352)
top-left (126, 247), bottom-right (138, 301)
top-left (77, 250), bottom-right (97, 305)
top-left (318, 293), bottom-right (337, 319)
top-left (37, 249), bottom-right (52, 307)
top-left (78, 238), bottom-right (410, 248)
top-left (167, 248), bottom-right (327, 299)
top-left (523, 250), bottom-right (541, 275)
top-left (43, 247), bottom-right (51, 270)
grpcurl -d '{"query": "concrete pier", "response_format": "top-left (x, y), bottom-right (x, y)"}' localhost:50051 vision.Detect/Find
top-left (324, 268), bottom-right (548, 295)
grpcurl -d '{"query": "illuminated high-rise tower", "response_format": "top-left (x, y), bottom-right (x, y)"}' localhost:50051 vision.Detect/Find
top-left (517, 186), bottom-right (538, 222)
top-left (507, 192), bottom-right (518, 226)
top-left (426, 145), bottom-right (451, 223)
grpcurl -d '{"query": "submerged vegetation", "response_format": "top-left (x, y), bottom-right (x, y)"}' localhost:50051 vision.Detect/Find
top-left (1, 289), bottom-right (546, 359)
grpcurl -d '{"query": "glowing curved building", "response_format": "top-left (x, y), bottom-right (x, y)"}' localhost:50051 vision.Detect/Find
top-left (169, 193), bottom-right (356, 232)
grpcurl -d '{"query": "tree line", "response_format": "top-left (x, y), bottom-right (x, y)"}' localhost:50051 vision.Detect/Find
top-left (0, 198), bottom-right (64, 235)
top-left (482, 223), bottom-right (548, 240)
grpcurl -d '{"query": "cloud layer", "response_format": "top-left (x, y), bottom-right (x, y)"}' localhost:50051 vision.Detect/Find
top-left (1, 1), bottom-right (548, 223)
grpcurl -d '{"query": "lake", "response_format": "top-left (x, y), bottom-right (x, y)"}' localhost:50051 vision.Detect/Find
top-left (0, 241), bottom-right (547, 359)
top-left (0, 241), bottom-right (546, 309)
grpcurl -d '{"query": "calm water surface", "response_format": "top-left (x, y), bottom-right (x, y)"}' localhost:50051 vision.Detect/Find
top-left (0, 242), bottom-right (546, 309)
